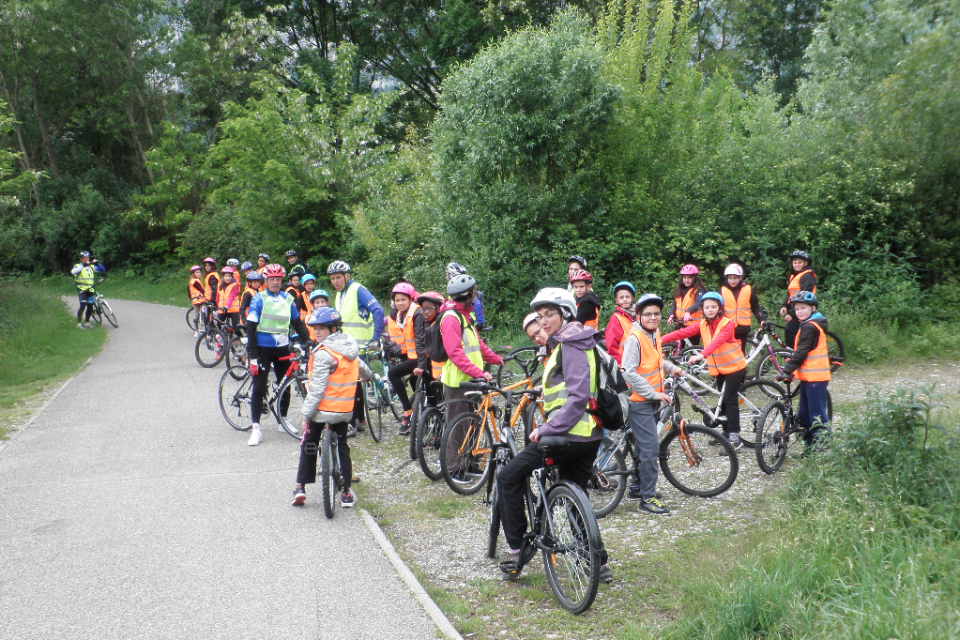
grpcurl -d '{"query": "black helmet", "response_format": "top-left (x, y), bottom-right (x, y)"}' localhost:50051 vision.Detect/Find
top-left (789, 291), bottom-right (819, 307)
top-left (285, 250), bottom-right (298, 258)
top-left (635, 293), bottom-right (664, 313)
top-left (446, 274), bottom-right (477, 300)
top-left (789, 250), bottom-right (810, 262)
top-left (568, 255), bottom-right (587, 268)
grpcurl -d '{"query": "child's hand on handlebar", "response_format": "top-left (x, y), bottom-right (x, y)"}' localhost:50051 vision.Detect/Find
top-left (657, 392), bottom-right (671, 404)
top-left (483, 372), bottom-right (493, 382)
top-left (686, 353), bottom-right (704, 366)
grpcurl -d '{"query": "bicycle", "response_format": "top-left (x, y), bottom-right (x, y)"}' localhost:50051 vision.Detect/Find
top-left (87, 279), bottom-right (118, 328)
top-left (318, 425), bottom-right (344, 519)
top-left (217, 348), bottom-right (309, 439)
top-left (482, 404), bottom-right (603, 614)
top-left (407, 376), bottom-right (442, 461)
top-left (496, 346), bottom-right (543, 388)
top-left (765, 321), bottom-right (845, 374)
top-left (440, 378), bottom-right (546, 495)
top-left (587, 379), bottom-right (739, 517)
top-left (754, 377), bottom-right (834, 474)
top-left (414, 403), bottom-right (448, 481)
top-left (195, 312), bottom-right (247, 370)
top-left (358, 343), bottom-right (406, 443)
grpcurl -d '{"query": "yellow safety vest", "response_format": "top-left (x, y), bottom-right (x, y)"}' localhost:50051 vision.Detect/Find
top-left (542, 345), bottom-right (598, 438)
top-left (440, 311), bottom-right (483, 387)
top-left (335, 282), bottom-right (374, 342)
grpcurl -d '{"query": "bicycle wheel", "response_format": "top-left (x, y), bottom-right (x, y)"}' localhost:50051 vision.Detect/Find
top-left (90, 300), bottom-right (102, 325)
top-left (218, 366), bottom-right (253, 431)
top-left (755, 349), bottom-right (794, 388)
top-left (487, 482), bottom-right (500, 559)
top-left (384, 380), bottom-right (404, 422)
top-left (408, 381), bottom-right (424, 460)
top-left (755, 401), bottom-right (789, 474)
top-left (364, 382), bottom-right (383, 443)
top-left (416, 407), bottom-right (446, 481)
top-left (225, 336), bottom-right (248, 371)
top-left (276, 376), bottom-right (307, 439)
top-left (541, 482), bottom-right (602, 615)
top-left (320, 429), bottom-right (337, 519)
top-left (100, 298), bottom-right (118, 327)
top-left (659, 423), bottom-right (738, 497)
top-left (440, 411), bottom-right (493, 495)
top-left (736, 379), bottom-right (787, 448)
top-left (186, 306), bottom-right (199, 331)
top-left (825, 330), bottom-right (845, 372)
top-left (586, 442), bottom-right (627, 518)
top-left (195, 328), bottom-right (226, 368)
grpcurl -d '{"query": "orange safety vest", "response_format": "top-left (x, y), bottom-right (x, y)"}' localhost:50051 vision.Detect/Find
top-left (315, 347), bottom-right (360, 414)
top-left (699, 317), bottom-right (746, 376)
top-left (204, 272), bottom-right (221, 303)
top-left (188, 277), bottom-right (205, 305)
top-left (611, 309), bottom-right (633, 346)
top-left (219, 281), bottom-right (240, 313)
top-left (386, 315), bottom-right (405, 355)
top-left (787, 269), bottom-right (817, 298)
top-left (674, 288), bottom-right (702, 326)
top-left (722, 284), bottom-right (753, 328)
top-left (794, 322), bottom-right (832, 382)
top-left (629, 329), bottom-right (665, 402)
top-left (285, 286), bottom-right (301, 305)
top-left (400, 303), bottom-right (420, 358)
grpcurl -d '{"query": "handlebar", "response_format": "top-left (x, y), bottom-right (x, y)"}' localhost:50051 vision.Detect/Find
top-left (460, 378), bottom-right (542, 398)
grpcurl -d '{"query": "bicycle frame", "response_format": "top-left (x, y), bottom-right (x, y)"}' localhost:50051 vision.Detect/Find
top-left (458, 378), bottom-right (545, 461)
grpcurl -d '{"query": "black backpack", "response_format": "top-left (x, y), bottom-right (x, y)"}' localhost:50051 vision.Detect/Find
top-left (554, 343), bottom-right (630, 431)
top-left (424, 309), bottom-right (465, 364)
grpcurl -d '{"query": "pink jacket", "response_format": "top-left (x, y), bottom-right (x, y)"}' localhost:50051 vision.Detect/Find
top-left (439, 300), bottom-right (502, 378)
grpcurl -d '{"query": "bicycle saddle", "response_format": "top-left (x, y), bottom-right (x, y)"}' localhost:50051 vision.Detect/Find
top-left (538, 436), bottom-right (570, 452)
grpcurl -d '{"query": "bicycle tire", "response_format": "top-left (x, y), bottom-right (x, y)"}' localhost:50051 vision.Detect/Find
top-left (225, 336), bottom-right (248, 371)
top-left (541, 481), bottom-right (602, 615)
top-left (100, 298), bottom-right (118, 327)
top-left (755, 349), bottom-right (794, 389)
top-left (659, 423), bottom-right (738, 497)
top-left (321, 429), bottom-right (337, 519)
top-left (90, 299), bottom-right (102, 325)
top-left (824, 330), bottom-right (845, 373)
top-left (497, 347), bottom-right (541, 387)
top-left (186, 306), bottom-right (199, 331)
top-left (586, 443), bottom-right (627, 518)
top-left (276, 376), bottom-right (307, 439)
top-left (195, 327), bottom-right (225, 368)
top-left (487, 483), bottom-right (500, 559)
top-left (408, 381), bottom-right (424, 460)
top-left (736, 379), bottom-right (787, 448)
top-left (440, 411), bottom-right (493, 495)
top-left (365, 382), bottom-right (383, 443)
top-left (416, 407), bottom-right (446, 480)
top-left (218, 366), bottom-right (254, 431)
top-left (755, 401), bottom-right (789, 474)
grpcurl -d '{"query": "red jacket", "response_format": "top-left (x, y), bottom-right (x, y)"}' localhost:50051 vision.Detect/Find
top-left (604, 307), bottom-right (634, 365)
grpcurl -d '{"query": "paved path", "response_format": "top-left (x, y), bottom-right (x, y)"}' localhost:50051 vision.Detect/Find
top-left (0, 300), bottom-right (440, 640)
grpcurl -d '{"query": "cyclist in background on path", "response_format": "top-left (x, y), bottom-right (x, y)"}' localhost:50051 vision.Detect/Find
top-left (217, 266), bottom-right (242, 336)
top-left (668, 264), bottom-right (706, 345)
top-left (779, 291), bottom-right (832, 446)
top-left (292, 307), bottom-right (372, 508)
top-left (604, 281), bottom-right (636, 365)
top-left (201, 257), bottom-right (221, 307)
top-left (780, 250), bottom-right (817, 347)
top-left (570, 270), bottom-right (601, 333)
top-left (327, 260), bottom-right (385, 438)
top-left (71, 251), bottom-right (105, 329)
top-left (256, 253), bottom-right (270, 275)
top-left (245, 263), bottom-right (312, 447)
top-left (720, 264), bottom-right (767, 354)
top-left (188, 265), bottom-right (206, 337)
top-left (444, 262), bottom-right (485, 327)
top-left (383, 282), bottom-right (425, 435)
top-left (239, 270), bottom-right (262, 321)
top-left (566, 255), bottom-right (587, 293)
top-left (286, 250), bottom-right (309, 279)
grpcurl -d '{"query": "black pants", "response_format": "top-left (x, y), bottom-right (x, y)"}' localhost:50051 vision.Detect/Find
top-left (297, 421), bottom-right (352, 489)
top-left (251, 345), bottom-right (293, 422)
top-left (714, 367), bottom-right (746, 434)
top-left (497, 439), bottom-right (606, 565)
top-left (77, 291), bottom-right (94, 322)
top-left (388, 356), bottom-right (418, 412)
top-left (218, 311), bottom-right (240, 336)
top-left (734, 329), bottom-right (751, 357)
top-left (352, 383), bottom-right (365, 425)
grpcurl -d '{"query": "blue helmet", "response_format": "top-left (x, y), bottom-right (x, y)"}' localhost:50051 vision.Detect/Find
top-left (246, 271), bottom-right (263, 282)
top-left (700, 291), bottom-right (725, 310)
top-left (80, 251), bottom-right (91, 258)
top-left (309, 289), bottom-right (330, 301)
top-left (307, 306), bottom-right (342, 327)
top-left (301, 274), bottom-right (316, 285)
top-left (613, 281), bottom-right (635, 295)
top-left (240, 261), bottom-right (253, 271)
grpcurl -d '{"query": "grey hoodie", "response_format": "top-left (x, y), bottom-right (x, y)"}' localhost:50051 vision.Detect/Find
top-left (302, 331), bottom-right (372, 425)
top-left (540, 321), bottom-right (602, 442)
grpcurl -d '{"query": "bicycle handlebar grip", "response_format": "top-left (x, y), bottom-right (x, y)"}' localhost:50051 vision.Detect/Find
top-left (459, 381), bottom-right (485, 391)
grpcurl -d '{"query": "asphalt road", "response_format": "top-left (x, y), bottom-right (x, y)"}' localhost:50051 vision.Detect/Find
top-left (0, 299), bottom-right (440, 640)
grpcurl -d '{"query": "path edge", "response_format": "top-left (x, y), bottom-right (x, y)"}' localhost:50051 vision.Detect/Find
top-left (359, 507), bottom-right (464, 640)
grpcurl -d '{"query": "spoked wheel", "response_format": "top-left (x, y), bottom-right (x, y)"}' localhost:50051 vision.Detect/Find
top-left (487, 483), bottom-right (500, 559)
top-left (276, 376), bottom-right (307, 439)
top-left (320, 429), bottom-right (339, 519)
top-left (736, 379), bottom-right (788, 448)
top-left (755, 402), bottom-right (789, 474)
top-left (100, 299), bottom-right (118, 327)
top-left (195, 328), bottom-right (226, 368)
top-left (408, 381), bottom-right (425, 460)
top-left (659, 423), bottom-right (739, 497)
top-left (825, 330), bottom-right (845, 373)
top-left (496, 347), bottom-right (541, 387)
top-left (586, 442), bottom-right (627, 518)
top-left (186, 306), bottom-right (200, 331)
top-left (440, 411), bottom-right (493, 496)
top-left (541, 482), bottom-right (602, 615)
top-left (90, 300), bottom-right (102, 325)
top-left (218, 366), bottom-right (253, 431)
top-left (365, 382), bottom-right (383, 443)
top-left (755, 349), bottom-right (795, 393)
top-left (225, 336), bottom-right (248, 370)
top-left (416, 407), bottom-right (446, 481)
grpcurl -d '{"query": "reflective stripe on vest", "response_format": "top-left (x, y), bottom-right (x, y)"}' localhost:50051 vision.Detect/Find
top-left (335, 282), bottom-right (374, 341)
top-left (401, 303), bottom-right (419, 358)
top-left (219, 281), bottom-right (240, 313)
top-left (542, 346), bottom-right (597, 438)
top-left (441, 311), bottom-right (483, 387)
top-left (675, 288), bottom-right (702, 325)
top-left (722, 284), bottom-right (753, 327)
top-left (189, 277), bottom-right (205, 304)
top-left (788, 269), bottom-right (817, 297)
top-left (699, 317), bottom-right (746, 375)
top-left (628, 329), bottom-right (665, 402)
top-left (257, 291), bottom-right (292, 334)
top-left (795, 322), bottom-right (832, 382)
top-left (75, 265), bottom-right (95, 291)
top-left (316, 347), bottom-right (360, 413)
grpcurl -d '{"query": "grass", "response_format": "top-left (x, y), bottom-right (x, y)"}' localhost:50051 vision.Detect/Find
top-left (36, 273), bottom-right (190, 308)
top-left (0, 278), bottom-right (107, 438)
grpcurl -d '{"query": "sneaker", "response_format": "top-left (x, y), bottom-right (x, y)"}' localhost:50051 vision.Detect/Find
top-left (346, 423), bottom-right (358, 439)
top-left (77, 322), bottom-right (85, 329)
top-left (84, 322), bottom-right (93, 329)
top-left (720, 434), bottom-right (743, 456)
top-left (341, 489), bottom-right (355, 508)
top-left (599, 564), bottom-right (613, 584)
top-left (355, 420), bottom-right (366, 433)
top-left (194, 331), bottom-right (200, 338)
top-left (248, 425), bottom-right (262, 446)
top-left (499, 545), bottom-right (537, 581)
top-left (292, 485), bottom-right (306, 506)
top-left (398, 415), bottom-right (412, 436)
top-left (639, 496), bottom-right (670, 515)
top-left (627, 488), bottom-right (663, 501)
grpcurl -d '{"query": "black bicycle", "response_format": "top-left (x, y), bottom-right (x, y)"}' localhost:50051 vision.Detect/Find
top-left (754, 377), bottom-right (834, 474)
top-left (319, 425), bottom-right (344, 519)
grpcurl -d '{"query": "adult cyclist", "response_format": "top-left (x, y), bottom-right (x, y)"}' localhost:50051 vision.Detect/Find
top-left (286, 250), bottom-right (310, 279)
top-left (245, 263), bottom-right (312, 447)
top-left (327, 260), bottom-right (385, 437)
top-left (71, 251), bottom-right (105, 328)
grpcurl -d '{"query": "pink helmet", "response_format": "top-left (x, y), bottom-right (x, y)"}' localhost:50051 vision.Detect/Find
top-left (569, 269), bottom-right (593, 283)
top-left (680, 264), bottom-right (699, 275)
top-left (189, 265), bottom-right (201, 273)
top-left (203, 257), bottom-right (216, 264)
top-left (391, 282), bottom-right (418, 300)
top-left (724, 264), bottom-right (744, 277)
top-left (221, 266), bottom-right (236, 274)
top-left (262, 263), bottom-right (286, 279)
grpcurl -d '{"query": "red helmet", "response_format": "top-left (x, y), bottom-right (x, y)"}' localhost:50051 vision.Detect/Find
top-left (203, 257), bottom-right (216, 264)
top-left (680, 264), bottom-right (699, 275)
top-left (391, 282), bottom-right (418, 300)
top-left (262, 263), bottom-right (286, 279)
top-left (221, 266), bottom-right (236, 274)
top-left (569, 269), bottom-right (592, 283)
top-left (416, 291), bottom-right (444, 306)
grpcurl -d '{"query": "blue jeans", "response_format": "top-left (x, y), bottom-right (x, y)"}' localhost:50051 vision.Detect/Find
top-left (797, 381), bottom-right (830, 445)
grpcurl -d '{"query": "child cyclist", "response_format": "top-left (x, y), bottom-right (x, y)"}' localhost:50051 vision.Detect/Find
top-left (604, 281), bottom-right (636, 364)
top-left (188, 265), bottom-right (206, 337)
top-left (778, 291), bottom-right (831, 446)
top-left (217, 266), bottom-right (242, 336)
top-left (570, 270), bottom-right (602, 332)
top-left (384, 282), bottom-right (425, 435)
top-left (780, 250), bottom-right (817, 347)
top-left (668, 265), bottom-right (706, 343)
top-left (720, 264), bottom-right (767, 354)
top-left (299, 274), bottom-right (318, 322)
top-left (663, 291), bottom-right (748, 450)
top-left (292, 307), bottom-right (372, 508)
top-left (239, 271), bottom-right (263, 321)
top-left (417, 291), bottom-right (446, 407)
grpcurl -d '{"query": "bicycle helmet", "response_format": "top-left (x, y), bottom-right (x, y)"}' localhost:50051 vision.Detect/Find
top-left (417, 290), bottom-right (444, 306)
top-left (680, 264), bottom-right (699, 275)
top-left (262, 263), bottom-right (286, 278)
top-left (529, 287), bottom-right (578, 320)
top-left (789, 250), bottom-right (810, 261)
top-left (522, 311), bottom-right (540, 331)
top-left (789, 291), bottom-right (819, 306)
top-left (221, 266), bottom-right (236, 274)
top-left (203, 257), bottom-right (216, 265)
top-left (700, 291), bottom-right (725, 309)
top-left (80, 251), bottom-right (91, 258)
top-left (226, 258), bottom-right (240, 268)
top-left (568, 269), bottom-right (593, 283)
top-left (613, 281), bottom-right (636, 295)
top-left (258, 252), bottom-right (270, 261)
top-left (189, 265), bottom-right (201, 273)
top-left (306, 306), bottom-right (343, 327)
top-left (285, 250), bottom-right (298, 258)
top-left (446, 274), bottom-right (477, 300)
top-left (309, 289), bottom-right (329, 301)
top-left (445, 262), bottom-right (467, 279)
top-left (724, 264), bottom-right (744, 277)
top-left (635, 293), bottom-right (664, 312)
top-left (391, 282), bottom-right (417, 300)
top-left (326, 260), bottom-right (350, 275)
top-left (246, 271), bottom-right (263, 282)
top-left (240, 261), bottom-right (253, 271)
top-left (301, 274), bottom-right (316, 285)
top-left (568, 255), bottom-right (587, 268)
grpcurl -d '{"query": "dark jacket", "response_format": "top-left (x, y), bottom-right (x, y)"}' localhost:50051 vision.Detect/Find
top-left (540, 322), bottom-right (602, 442)
top-left (574, 291), bottom-right (602, 327)
top-left (782, 314), bottom-right (829, 376)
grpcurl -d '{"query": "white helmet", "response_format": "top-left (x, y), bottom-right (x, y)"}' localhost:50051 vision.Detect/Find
top-left (724, 264), bottom-right (744, 277)
top-left (530, 287), bottom-right (577, 320)
top-left (326, 260), bottom-right (351, 275)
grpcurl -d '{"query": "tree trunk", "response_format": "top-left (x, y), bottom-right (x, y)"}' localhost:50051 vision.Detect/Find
top-left (126, 101), bottom-right (155, 186)
top-left (30, 70), bottom-right (60, 180)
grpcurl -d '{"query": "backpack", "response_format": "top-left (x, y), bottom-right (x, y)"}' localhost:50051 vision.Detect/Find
top-left (424, 309), bottom-right (465, 364)
top-left (554, 343), bottom-right (630, 431)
